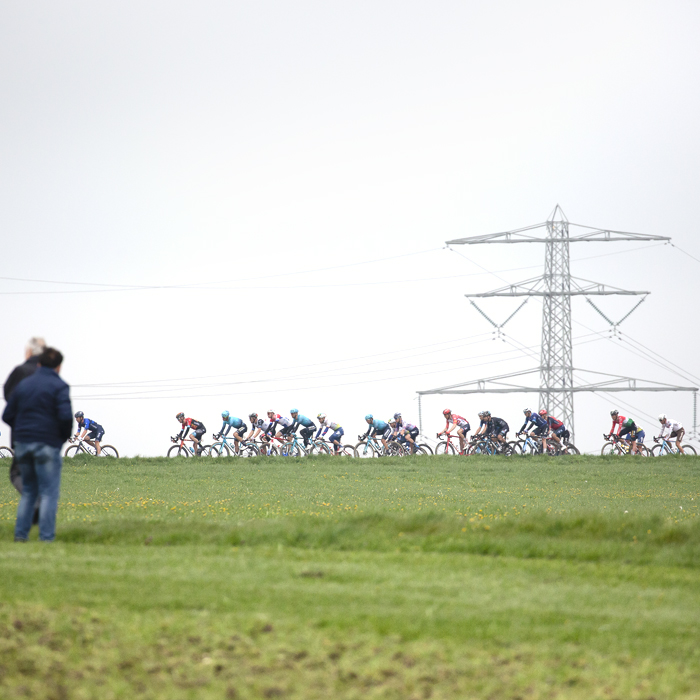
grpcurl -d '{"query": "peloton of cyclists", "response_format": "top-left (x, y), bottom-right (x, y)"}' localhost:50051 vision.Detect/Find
top-left (73, 411), bottom-right (105, 455)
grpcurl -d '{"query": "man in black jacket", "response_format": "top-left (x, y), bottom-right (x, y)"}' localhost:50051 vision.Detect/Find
top-left (4, 337), bottom-right (46, 495)
top-left (3, 347), bottom-right (72, 542)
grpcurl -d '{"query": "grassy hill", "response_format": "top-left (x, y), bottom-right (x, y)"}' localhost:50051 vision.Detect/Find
top-left (1, 454), bottom-right (699, 698)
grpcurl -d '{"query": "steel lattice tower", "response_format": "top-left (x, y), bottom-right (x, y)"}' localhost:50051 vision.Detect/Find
top-left (539, 209), bottom-right (574, 431)
top-left (416, 206), bottom-right (699, 444)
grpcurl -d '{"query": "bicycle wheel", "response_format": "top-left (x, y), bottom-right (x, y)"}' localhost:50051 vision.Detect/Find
top-left (280, 442), bottom-right (306, 457)
top-left (435, 441), bottom-right (455, 455)
top-left (167, 445), bottom-right (189, 457)
top-left (100, 445), bottom-right (119, 458)
top-left (239, 443), bottom-right (259, 458)
top-left (681, 444), bottom-right (697, 455)
top-left (418, 443), bottom-right (433, 455)
top-left (355, 441), bottom-right (379, 458)
top-left (562, 443), bottom-right (580, 455)
top-left (386, 441), bottom-right (405, 456)
top-left (64, 445), bottom-right (81, 457)
top-left (309, 441), bottom-right (331, 455)
top-left (0, 446), bottom-right (14, 458)
top-left (338, 444), bottom-right (357, 457)
top-left (209, 443), bottom-right (224, 457)
top-left (468, 440), bottom-right (490, 455)
top-left (600, 442), bottom-right (617, 456)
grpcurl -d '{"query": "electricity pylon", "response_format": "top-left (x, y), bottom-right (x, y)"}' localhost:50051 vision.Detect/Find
top-left (417, 206), bottom-right (697, 441)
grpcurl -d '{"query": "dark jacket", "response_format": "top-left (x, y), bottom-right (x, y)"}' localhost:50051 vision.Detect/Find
top-left (3, 356), bottom-right (41, 401)
top-left (2, 367), bottom-right (73, 448)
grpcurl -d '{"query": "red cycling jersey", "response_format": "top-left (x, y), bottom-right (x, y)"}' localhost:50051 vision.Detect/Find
top-left (446, 414), bottom-right (469, 429)
top-left (548, 416), bottom-right (564, 431)
top-left (609, 415), bottom-right (626, 436)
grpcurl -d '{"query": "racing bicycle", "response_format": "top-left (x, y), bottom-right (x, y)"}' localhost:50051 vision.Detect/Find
top-left (651, 435), bottom-right (697, 456)
top-left (65, 436), bottom-right (119, 458)
top-left (355, 433), bottom-right (404, 458)
top-left (209, 432), bottom-right (259, 458)
top-left (435, 432), bottom-right (469, 455)
top-left (167, 435), bottom-right (211, 457)
top-left (600, 433), bottom-right (650, 456)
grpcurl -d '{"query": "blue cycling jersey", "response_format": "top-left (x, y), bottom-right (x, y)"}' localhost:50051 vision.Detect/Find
top-left (223, 416), bottom-right (244, 429)
top-left (371, 419), bottom-right (389, 432)
top-left (520, 413), bottom-right (547, 432)
top-left (81, 418), bottom-right (102, 431)
top-left (293, 414), bottom-right (314, 428)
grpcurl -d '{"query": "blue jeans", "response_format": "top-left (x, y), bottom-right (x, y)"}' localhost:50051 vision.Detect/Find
top-left (14, 442), bottom-right (63, 542)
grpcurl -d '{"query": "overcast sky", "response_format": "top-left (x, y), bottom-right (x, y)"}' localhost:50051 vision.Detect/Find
top-left (2, 0), bottom-right (700, 456)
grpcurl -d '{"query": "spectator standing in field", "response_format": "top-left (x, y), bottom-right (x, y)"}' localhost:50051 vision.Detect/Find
top-left (2, 348), bottom-right (72, 542)
top-left (3, 337), bottom-right (46, 494)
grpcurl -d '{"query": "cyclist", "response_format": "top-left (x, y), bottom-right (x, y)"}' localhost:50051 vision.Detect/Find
top-left (316, 414), bottom-right (344, 454)
top-left (248, 413), bottom-right (276, 452)
top-left (438, 409), bottom-right (470, 454)
top-left (658, 414), bottom-right (685, 454)
top-left (288, 409), bottom-right (316, 448)
top-left (175, 412), bottom-right (206, 456)
top-left (607, 409), bottom-right (627, 440)
top-left (539, 409), bottom-right (568, 450)
top-left (484, 413), bottom-right (509, 447)
top-left (618, 417), bottom-right (645, 455)
top-left (359, 414), bottom-right (391, 452)
top-left (474, 411), bottom-right (490, 438)
top-left (73, 411), bottom-right (105, 456)
top-left (517, 408), bottom-right (549, 452)
top-left (215, 411), bottom-right (248, 454)
top-left (267, 410), bottom-right (293, 441)
top-left (394, 412), bottom-right (420, 454)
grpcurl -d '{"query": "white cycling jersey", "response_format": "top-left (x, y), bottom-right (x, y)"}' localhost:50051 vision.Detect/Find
top-left (275, 415), bottom-right (292, 427)
top-left (319, 419), bottom-right (341, 431)
top-left (255, 418), bottom-right (272, 433)
top-left (660, 419), bottom-right (683, 438)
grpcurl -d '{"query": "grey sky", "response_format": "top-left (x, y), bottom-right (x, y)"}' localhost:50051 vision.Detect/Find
top-left (2, 1), bottom-right (699, 455)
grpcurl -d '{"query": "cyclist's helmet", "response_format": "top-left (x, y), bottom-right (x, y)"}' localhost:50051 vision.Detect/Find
top-left (290, 408), bottom-right (298, 415)
top-left (393, 412), bottom-right (401, 420)
top-left (477, 411), bottom-right (485, 417)
top-left (389, 418), bottom-right (397, 425)
top-left (221, 410), bottom-right (230, 420)
top-left (249, 412), bottom-right (258, 420)
top-left (523, 408), bottom-right (531, 414)
top-left (365, 414), bottom-right (373, 421)
top-left (658, 413), bottom-right (667, 422)
top-left (539, 409), bottom-right (548, 416)
top-left (74, 411), bottom-right (84, 419)
top-left (623, 418), bottom-right (634, 428)
top-left (317, 413), bottom-right (326, 421)
top-left (483, 410), bottom-right (491, 417)
top-left (610, 409), bottom-right (619, 416)
top-left (443, 409), bottom-right (451, 416)
top-left (267, 409), bottom-right (275, 414)
top-left (176, 412), bottom-right (185, 421)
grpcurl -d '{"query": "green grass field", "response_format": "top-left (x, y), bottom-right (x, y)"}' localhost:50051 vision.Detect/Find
top-left (1, 454), bottom-right (699, 699)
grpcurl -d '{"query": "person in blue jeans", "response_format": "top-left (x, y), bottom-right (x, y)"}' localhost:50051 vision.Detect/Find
top-left (2, 347), bottom-right (72, 542)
